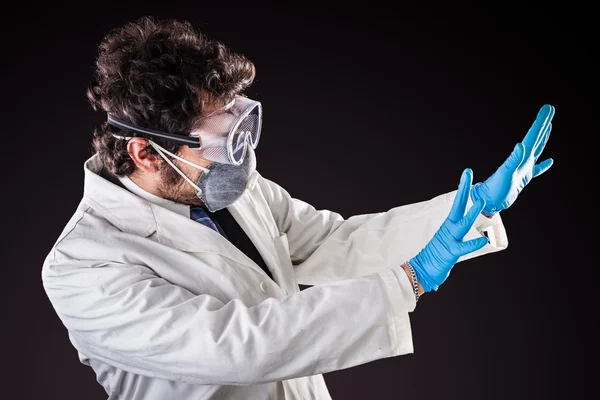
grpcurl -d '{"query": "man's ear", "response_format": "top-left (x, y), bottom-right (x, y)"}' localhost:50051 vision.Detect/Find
top-left (127, 138), bottom-right (161, 173)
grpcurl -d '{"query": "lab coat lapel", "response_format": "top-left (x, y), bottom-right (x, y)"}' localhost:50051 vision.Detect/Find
top-left (227, 192), bottom-right (284, 285)
top-left (84, 153), bottom-right (283, 286)
top-left (150, 202), bottom-right (270, 277)
top-left (150, 191), bottom-right (283, 285)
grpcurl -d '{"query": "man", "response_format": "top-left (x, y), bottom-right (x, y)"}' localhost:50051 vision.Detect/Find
top-left (41, 16), bottom-right (555, 399)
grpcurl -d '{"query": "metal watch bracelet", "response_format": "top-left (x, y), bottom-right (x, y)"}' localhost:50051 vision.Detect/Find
top-left (404, 261), bottom-right (420, 303)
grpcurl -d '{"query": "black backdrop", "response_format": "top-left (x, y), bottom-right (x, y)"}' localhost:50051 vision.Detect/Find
top-left (1, 3), bottom-right (592, 399)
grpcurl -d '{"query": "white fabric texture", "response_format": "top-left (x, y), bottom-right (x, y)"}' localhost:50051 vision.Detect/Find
top-left (41, 154), bottom-right (508, 399)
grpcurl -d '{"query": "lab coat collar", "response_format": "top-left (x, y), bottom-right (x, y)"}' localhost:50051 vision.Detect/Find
top-left (83, 154), bottom-right (157, 238)
top-left (117, 175), bottom-right (190, 219)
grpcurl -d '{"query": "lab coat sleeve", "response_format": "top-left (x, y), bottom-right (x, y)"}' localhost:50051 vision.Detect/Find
top-left (256, 173), bottom-right (508, 286)
top-left (42, 256), bottom-right (414, 386)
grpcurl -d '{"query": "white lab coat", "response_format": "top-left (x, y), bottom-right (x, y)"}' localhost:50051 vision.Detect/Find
top-left (41, 154), bottom-right (508, 400)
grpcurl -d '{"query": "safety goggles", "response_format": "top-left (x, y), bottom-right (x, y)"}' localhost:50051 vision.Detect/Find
top-left (106, 95), bottom-right (262, 166)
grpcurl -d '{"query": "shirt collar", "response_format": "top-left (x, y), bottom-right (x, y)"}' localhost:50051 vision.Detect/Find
top-left (118, 175), bottom-right (191, 219)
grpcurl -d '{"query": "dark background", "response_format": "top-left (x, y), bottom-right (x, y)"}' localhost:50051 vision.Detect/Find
top-left (1, 3), bottom-right (592, 399)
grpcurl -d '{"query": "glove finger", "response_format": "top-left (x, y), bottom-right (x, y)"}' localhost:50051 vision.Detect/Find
top-left (455, 197), bottom-right (486, 238)
top-left (532, 158), bottom-right (554, 178)
top-left (533, 122), bottom-right (552, 160)
top-left (458, 236), bottom-right (489, 256)
top-left (522, 104), bottom-right (554, 152)
top-left (448, 168), bottom-right (473, 223)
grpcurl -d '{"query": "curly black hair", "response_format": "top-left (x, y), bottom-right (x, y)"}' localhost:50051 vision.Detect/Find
top-left (86, 16), bottom-right (256, 176)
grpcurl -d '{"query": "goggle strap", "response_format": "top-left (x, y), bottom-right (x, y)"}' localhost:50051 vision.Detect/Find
top-left (107, 115), bottom-right (201, 148)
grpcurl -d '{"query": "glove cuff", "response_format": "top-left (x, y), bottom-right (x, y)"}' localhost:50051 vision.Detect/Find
top-left (408, 256), bottom-right (438, 292)
top-left (471, 183), bottom-right (500, 216)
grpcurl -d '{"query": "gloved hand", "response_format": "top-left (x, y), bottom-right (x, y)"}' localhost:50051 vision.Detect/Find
top-left (471, 104), bottom-right (555, 216)
top-left (409, 168), bottom-right (489, 292)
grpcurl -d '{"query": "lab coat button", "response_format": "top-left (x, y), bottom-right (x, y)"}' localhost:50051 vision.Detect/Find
top-left (259, 281), bottom-right (268, 293)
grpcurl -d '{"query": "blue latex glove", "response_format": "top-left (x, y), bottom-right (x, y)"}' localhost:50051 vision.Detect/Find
top-left (471, 104), bottom-right (555, 216)
top-left (409, 168), bottom-right (489, 292)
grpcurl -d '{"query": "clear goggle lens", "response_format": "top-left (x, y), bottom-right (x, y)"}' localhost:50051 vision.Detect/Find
top-left (191, 96), bottom-right (262, 165)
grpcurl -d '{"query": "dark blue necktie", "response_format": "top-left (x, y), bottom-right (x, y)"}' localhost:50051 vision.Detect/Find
top-left (190, 205), bottom-right (220, 233)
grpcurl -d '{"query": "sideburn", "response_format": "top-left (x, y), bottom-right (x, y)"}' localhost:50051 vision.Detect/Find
top-left (156, 158), bottom-right (205, 207)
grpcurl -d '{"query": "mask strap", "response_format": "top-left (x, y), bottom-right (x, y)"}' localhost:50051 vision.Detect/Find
top-left (111, 133), bottom-right (211, 194)
top-left (148, 141), bottom-right (211, 173)
top-left (147, 140), bottom-right (209, 195)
